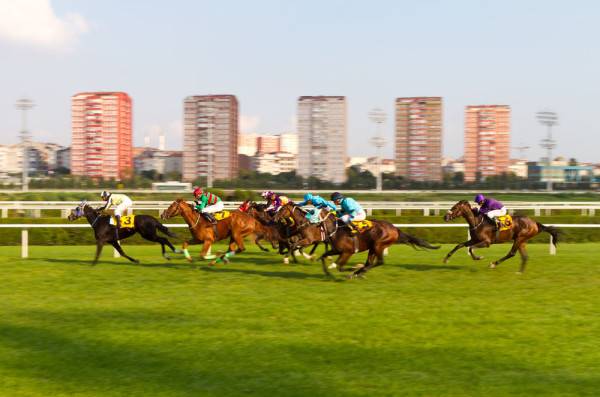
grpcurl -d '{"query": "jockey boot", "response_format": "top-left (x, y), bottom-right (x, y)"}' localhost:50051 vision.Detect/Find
top-left (494, 217), bottom-right (502, 231)
top-left (207, 213), bottom-right (217, 225)
top-left (347, 221), bottom-right (359, 234)
top-left (115, 215), bottom-right (121, 228)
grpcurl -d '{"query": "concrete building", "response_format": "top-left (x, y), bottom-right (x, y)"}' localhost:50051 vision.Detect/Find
top-left (297, 96), bottom-right (347, 184)
top-left (464, 105), bottom-right (511, 182)
top-left (71, 92), bottom-right (133, 179)
top-left (279, 133), bottom-right (298, 155)
top-left (394, 97), bottom-right (443, 181)
top-left (183, 95), bottom-right (238, 182)
top-left (257, 134), bottom-right (279, 153)
top-left (254, 151), bottom-right (297, 175)
top-left (134, 148), bottom-right (182, 175)
top-left (237, 133), bottom-right (258, 156)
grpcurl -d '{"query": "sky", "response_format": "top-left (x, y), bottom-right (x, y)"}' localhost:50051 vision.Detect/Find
top-left (1, 0), bottom-right (599, 163)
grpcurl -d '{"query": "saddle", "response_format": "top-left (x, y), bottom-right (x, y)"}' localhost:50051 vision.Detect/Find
top-left (497, 214), bottom-right (513, 231)
top-left (214, 211), bottom-right (232, 221)
top-left (351, 220), bottom-right (373, 234)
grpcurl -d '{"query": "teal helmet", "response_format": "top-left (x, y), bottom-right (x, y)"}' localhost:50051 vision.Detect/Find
top-left (304, 193), bottom-right (313, 201)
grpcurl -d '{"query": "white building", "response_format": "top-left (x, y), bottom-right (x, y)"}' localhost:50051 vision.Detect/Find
top-left (255, 152), bottom-right (297, 175)
top-left (134, 149), bottom-right (182, 175)
top-left (238, 133), bottom-right (258, 156)
top-left (279, 133), bottom-right (298, 155)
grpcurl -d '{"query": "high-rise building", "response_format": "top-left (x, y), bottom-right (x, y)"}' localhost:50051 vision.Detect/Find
top-left (394, 97), bottom-right (443, 181)
top-left (183, 95), bottom-right (238, 182)
top-left (297, 96), bottom-right (347, 184)
top-left (464, 105), bottom-right (511, 182)
top-left (279, 133), bottom-right (298, 155)
top-left (71, 92), bottom-right (132, 179)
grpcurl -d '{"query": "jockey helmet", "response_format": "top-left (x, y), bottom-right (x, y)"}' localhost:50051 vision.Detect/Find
top-left (304, 193), bottom-right (313, 201)
top-left (330, 192), bottom-right (343, 201)
top-left (100, 190), bottom-right (109, 199)
top-left (474, 194), bottom-right (485, 203)
top-left (194, 188), bottom-right (203, 196)
top-left (261, 190), bottom-right (271, 198)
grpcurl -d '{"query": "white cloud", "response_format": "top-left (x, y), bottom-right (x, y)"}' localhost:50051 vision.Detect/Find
top-left (240, 115), bottom-right (260, 133)
top-left (0, 0), bottom-right (89, 51)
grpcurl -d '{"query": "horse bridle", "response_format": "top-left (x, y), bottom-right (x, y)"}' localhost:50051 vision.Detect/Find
top-left (447, 203), bottom-right (485, 231)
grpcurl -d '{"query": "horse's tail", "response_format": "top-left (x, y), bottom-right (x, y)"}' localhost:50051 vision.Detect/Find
top-left (536, 222), bottom-right (561, 247)
top-left (157, 222), bottom-right (180, 239)
top-left (396, 228), bottom-right (440, 250)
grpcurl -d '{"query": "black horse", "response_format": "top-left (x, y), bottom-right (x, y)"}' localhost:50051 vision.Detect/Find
top-left (68, 200), bottom-right (181, 266)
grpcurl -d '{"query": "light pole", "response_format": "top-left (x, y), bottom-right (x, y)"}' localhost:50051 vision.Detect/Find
top-left (15, 97), bottom-right (35, 191)
top-left (369, 108), bottom-right (387, 191)
top-left (536, 110), bottom-right (558, 192)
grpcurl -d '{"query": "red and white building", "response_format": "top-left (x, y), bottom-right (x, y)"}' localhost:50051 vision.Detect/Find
top-left (71, 92), bottom-right (133, 179)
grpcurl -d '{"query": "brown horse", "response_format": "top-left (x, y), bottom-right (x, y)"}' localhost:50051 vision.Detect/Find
top-left (243, 200), bottom-right (324, 263)
top-left (443, 200), bottom-right (561, 273)
top-left (305, 207), bottom-right (440, 279)
top-left (160, 199), bottom-right (282, 265)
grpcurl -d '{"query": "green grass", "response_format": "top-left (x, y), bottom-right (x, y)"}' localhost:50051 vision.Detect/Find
top-left (1, 242), bottom-right (599, 396)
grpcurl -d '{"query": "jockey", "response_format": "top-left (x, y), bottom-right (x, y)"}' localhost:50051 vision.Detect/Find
top-left (266, 192), bottom-right (290, 215)
top-left (193, 188), bottom-right (223, 225)
top-left (298, 193), bottom-right (337, 212)
top-left (98, 190), bottom-right (132, 228)
top-left (474, 194), bottom-right (506, 230)
top-left (330, 192), bottom-right (366, 234)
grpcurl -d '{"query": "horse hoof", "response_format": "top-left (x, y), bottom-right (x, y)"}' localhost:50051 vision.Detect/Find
top-left (174, 249), bottom-right (183, 254)
top-left (475, 256), bottom-right (484, 261)
top-left (209, 261), bottom-right (216, 266)
top-left (309, 254), bottom-right (316, 261)
top-left (354, 264), bottom-right (364, 269)
top-left (328, 263), bottom-right (337, 269)
top-left (346, 273), bottom-right (357, 280)
top-left (443, 258), bottom-right (449, 264)
top-left (488, 263), bottom-right (496, 269)
top-left (186, 257), bottom-right (194, 263)
top-left (223, 258), bottom-right (229, 265)
top-left (283, 258), bottom-right (289, 264)
top-left (136, 260), bottom-right (141, 265)
top-left (163, 255), bottom-right (171, 261)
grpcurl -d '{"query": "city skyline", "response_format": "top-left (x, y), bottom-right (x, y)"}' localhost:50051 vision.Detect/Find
top-left (1, 1), bottom-right (599, 164)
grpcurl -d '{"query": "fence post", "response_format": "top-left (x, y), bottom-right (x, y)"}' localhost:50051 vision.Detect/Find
top-left (550, 236), bottom-right (556, 255)
top-left (22, 229), bottom-right (28, 258)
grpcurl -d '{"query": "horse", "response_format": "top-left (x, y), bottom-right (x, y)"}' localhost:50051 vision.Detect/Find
top-left (67, 200), bottom-right (181, 266)
top-left (241, 200), bottom-right (322, 263)
top-left (160, 198), bottom-right (283, 265)
top-left (285, 205), bottom-right (440, 279)
top-left (443, 200), bottom-right (561, 273)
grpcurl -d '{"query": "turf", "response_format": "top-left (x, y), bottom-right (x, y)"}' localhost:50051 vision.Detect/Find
top-left (1, 242), bottom-right (599, 396)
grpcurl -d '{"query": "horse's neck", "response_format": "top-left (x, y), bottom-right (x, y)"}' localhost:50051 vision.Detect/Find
top-left (85, 210), bottom-right (102, 226)
top-left (461, 204), bottom-right (480, 227)
top-left (181, 205), bottom-right (204, 227)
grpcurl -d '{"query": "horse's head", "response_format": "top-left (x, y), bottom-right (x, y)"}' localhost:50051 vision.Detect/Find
top-left (305, 207), bottom-right (332, 224)
top-left (68, 200), bottom-right (88, 221)
top-left (443, 200), bottom-right (472, 222)
top-left (161, 198), bottom-right (188, 220)
top-left (272, 202), bottom-right (293, 221)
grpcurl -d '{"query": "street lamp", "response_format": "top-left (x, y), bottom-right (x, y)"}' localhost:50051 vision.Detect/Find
top-left (369, 108), bottom-right (387, 191)
top-left (15, 97), bottom-right (35, 191)
top-left (536, 110), bottom-right (558, 192)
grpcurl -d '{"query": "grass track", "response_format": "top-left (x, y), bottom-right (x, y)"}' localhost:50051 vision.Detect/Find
top-left (1, 242), bottom-right (599, 396)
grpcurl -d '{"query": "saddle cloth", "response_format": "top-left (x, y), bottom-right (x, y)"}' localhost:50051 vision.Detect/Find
top-left (354, 220), bottom-right (373, 233)
top-left (214, 211), bottom-right (232, 221)
top-left (498, 214), bottom-right (513, 231)
top-left (109, 215), bottom-right (135, 228)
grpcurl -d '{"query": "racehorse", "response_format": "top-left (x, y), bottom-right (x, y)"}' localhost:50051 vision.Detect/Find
top-left (443, 200), bottom-right (561, 273)
top-left (161, 199), bottom-right (283, 265)
top-left (286, 206), bottom-right (440, 279)
top-left (67, 200), bottom-right (181, 266)
top-left (240, 200), bottom-right (322, 263)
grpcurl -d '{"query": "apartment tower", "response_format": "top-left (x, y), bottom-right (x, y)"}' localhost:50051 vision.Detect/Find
top-left (394, 97), bottom-right (443, 181)
top-left (297, 96), bottom-right (347, 184)
top-left (183, 95), bottom-right (238, 182)
top-left (71, 92), bottom-right (132, 179)
top-left (464, 105), bottom-right (511, 182)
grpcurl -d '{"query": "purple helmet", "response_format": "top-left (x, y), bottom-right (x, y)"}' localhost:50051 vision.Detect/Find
top-left (474, 194), bottom-right (485, 203)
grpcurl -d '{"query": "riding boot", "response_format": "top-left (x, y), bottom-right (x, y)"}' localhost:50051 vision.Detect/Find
top-left (348, 221), bottom-right (359, 234)
top-left (207, 213), bottom-right (217, 225)
top-left (494, 218), bottom-right (502, 231)
top-left (115, 215), bottom-right (121, 228)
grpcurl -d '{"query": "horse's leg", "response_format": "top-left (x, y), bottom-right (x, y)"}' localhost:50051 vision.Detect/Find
top-left (211, 235), bottom-right (246, 265)
top-left (254, 234), bottom-right (269, 252)
top-left (92, 241), bottom-right (105, 266)
top-left (467, 241), bottom-right (490, 260)
top-left (110, 241), bottom-right (139, 264)
top-left (489, 237), bottom-right (531, 271)
top-left (351, 249), bottom-right (383, 279)
top-left (444, 239), bottom-right (485, 263)
top-left (335, 252), bottom-right (355, 273)
top-left (516, 244), bottom-right (529, 274)
top-left (182, 239), bottom-right (202, 263)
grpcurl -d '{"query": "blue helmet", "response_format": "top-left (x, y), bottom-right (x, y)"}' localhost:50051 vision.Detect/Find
top-left (304, 193), bottom-right (313, 201)
top-left (330, 192), bottom-right (343, 201)
top-left (474, 194), bottom-right (485, 203)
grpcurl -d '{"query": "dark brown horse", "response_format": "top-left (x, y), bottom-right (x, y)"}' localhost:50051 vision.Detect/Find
top-left (160, 199), bottom-right (282, 265)
top-left (301, 207), bottom-right (440, 279)
top-left (242, 200), bottom-right (323, 263)
top-left (443, 200), bottom-right (561, 273)
top-left (68, 200), bottom-right (181, 266)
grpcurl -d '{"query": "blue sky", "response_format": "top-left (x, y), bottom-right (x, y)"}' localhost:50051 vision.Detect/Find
top-left (1, 0), bottom-right (598, 163)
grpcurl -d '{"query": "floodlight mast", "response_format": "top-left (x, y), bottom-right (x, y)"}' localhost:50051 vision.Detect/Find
top-left (15, 97), bottom-right (35, 191)
top-left (536, 110), bottom-right (558, 192)
top-left (369, 108), bottom-right (387, 191)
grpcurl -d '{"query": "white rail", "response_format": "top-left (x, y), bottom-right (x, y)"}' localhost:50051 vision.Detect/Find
top-left (1, 223), bottom-right (596, 258)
